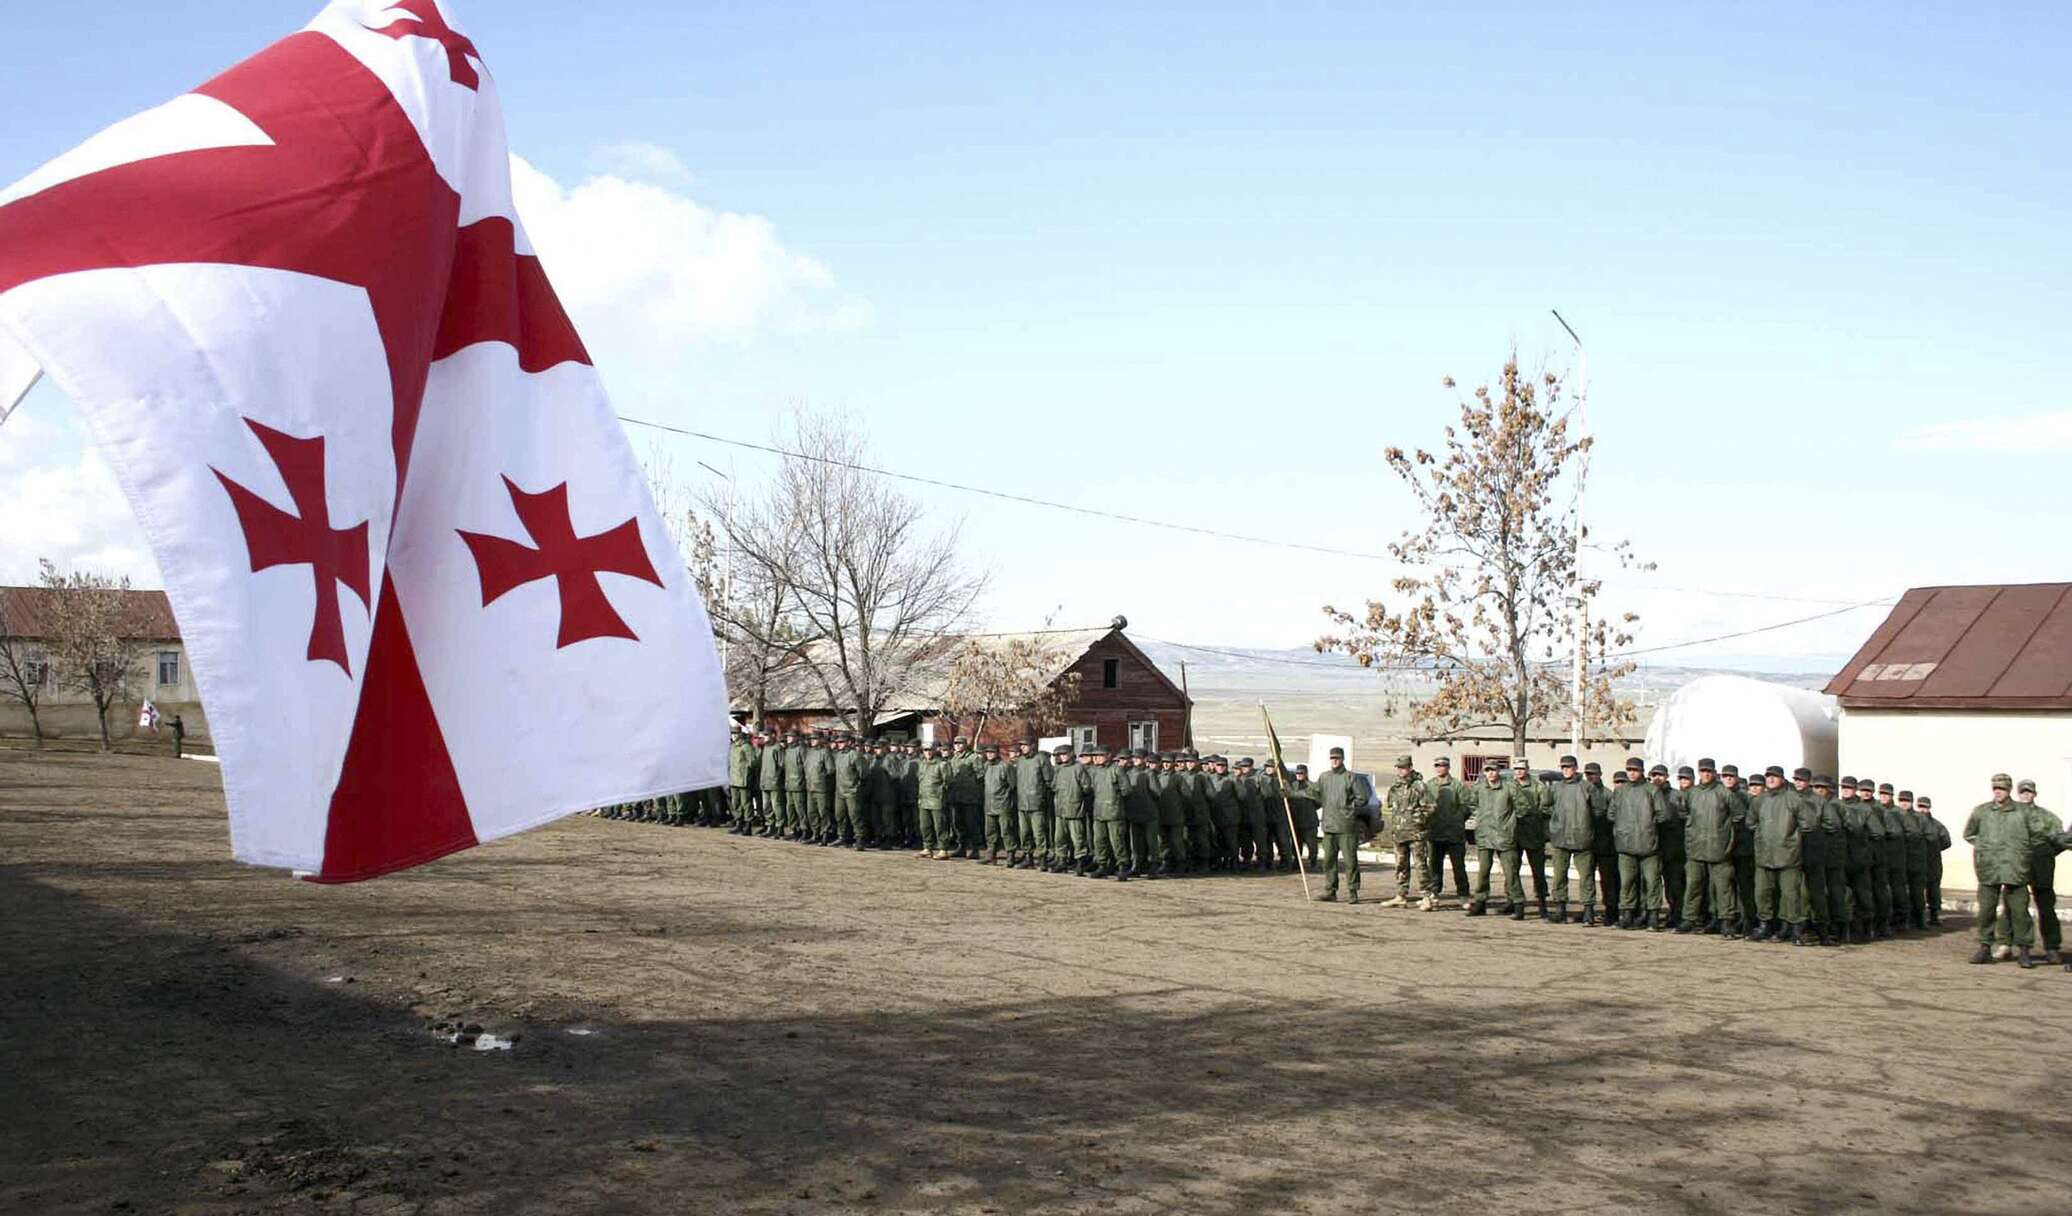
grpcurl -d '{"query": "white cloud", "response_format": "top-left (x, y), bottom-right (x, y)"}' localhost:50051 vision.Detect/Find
top-left (510, 154), bottom-right (872, 349)
top-left (1895, 410), bottom-right (2072, 453)
top-left (0, 397), bottom-right (159, 586)
top-left (593, 140), bottom-right (693, 186)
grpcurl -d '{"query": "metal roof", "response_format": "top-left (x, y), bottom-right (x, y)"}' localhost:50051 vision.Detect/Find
top-left (0, 585), bottom-right (181, 642)
top-left (1825, 583), bottom-right (2072, 710)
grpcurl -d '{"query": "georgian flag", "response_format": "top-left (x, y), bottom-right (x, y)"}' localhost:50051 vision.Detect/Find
top-left (0, 2), bottom-right (730, 880)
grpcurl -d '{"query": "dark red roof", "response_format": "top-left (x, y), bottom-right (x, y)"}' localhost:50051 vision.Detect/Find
top-left (0, 585), bottom-right (181, 642)
top-left (1825, 583), bottom-right (2072, 710)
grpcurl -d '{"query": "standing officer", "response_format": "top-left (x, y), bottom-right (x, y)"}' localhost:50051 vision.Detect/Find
top-left (867, 740), bottom-right (898, 847)
top-left (1918, 795), bottom-right (1949, 925)
top-left (1179, 751), bottom-right (1215, 871)
top-left (1874, 782), bottom-right (1909, 935)
top-left (1680, 759), bottom-right (1741, 937)
top-left (1587, 762), bottom-right (1620, 925)
top-left (1424, 758), bottom-right (1466, 906)
top-left (1894, 789), bottom-right (1929, 930)
top-left (1787, 768), bottom-right (1829, 943)
top-left (1121, 749), bottom-right (1161, 878)
top-left (1050, 744), bottom-right (1092, 874)
top-left (947, 736), bottom-right (985, 860)
top-left (1609, 757), bottom-right (1669, 930)
top-left (916, 743), bottom-right (952, 859)
top-left (1315, 746), bottom-right (1363, 903)
top-left (1086, 745), bottom-right (1132, 879)
top-left (1965, 774), bottom-right (2046, 966)
top-left (1751, 766), bottom-right (1809, 945)
top-left (1012, 737), bottom-right (1053, 870)
top-left (755, 731), bottom-right (783, 836)
top-left (1853, 776), bottom-right (1891, 938)
top-left (832, 733), bottom-right (864, 848)
top-left (1514, 759), bottom-right (1553, 919)
top-left (1154, 754), bottom-right (1191, 874)
top-left (1468, 762), bottom-right (1527, 919)
top-left (1547, 756), bottom-right (1597, 925)
top-left (727, 725), bottom-right (756, 834)
top-left (806, 731), bottom-right (836, 845)
top-left (1810, 776), bottom-right (1849, 945)
top-left (2015, 780), bottom-right (2063, 962)
top-left (980, 742), bottom-right (1018, 864)
top-left (781, 730), bottom-right (808, 840)
top-left (1205, 756), bottom-right (1241, 871)
top-left (1384, 757), bottom-right (1432, 906)
top-left (1232, 758), bottom-right (1267, 871)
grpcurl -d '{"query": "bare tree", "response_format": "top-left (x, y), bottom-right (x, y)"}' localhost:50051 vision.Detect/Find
top-left (1317, 351), bottom-right (1647, 754)
top-left (721, 409), bottom-right (986, 735)
top-left (36, 558), bottom-right (151, 750)
top-left (939, 618), bottom-right (1085, 741)
top-left (0, 586), bottom-right (51, 746)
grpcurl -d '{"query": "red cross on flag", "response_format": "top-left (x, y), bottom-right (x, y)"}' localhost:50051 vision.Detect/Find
top-left (0, 1), bottom-right (730, 880)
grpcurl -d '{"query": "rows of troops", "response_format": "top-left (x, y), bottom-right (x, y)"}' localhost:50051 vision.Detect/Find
top-left (598, 727), bottom-right (2072, 970)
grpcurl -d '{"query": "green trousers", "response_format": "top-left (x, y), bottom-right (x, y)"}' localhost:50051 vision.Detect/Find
top-left (1683, 858), bottom-right (1740, 927)
top-left (1161, 823), bottom-right (1189, 869)
top-left (1093, 819), bottom-right (1130, 870)
top-left (984, 811), bottom-right (1019, 854)
top-left (1905, 855), bottom-right (1929, 926)
top-left (1127, 821), bottom-right (1158, 871)
top-left (834, 792), bottom-right (863, 840)
top-left (1979, 884), bottom-right (2035, 947)
top-left (1754, 865), bottom-right (1805, 924)
top-left (920, 805), bottom-right (951, 852)
top-left (1551, 847), bottom-right (1594, 905)
top-left (2031, 881), bottom-right (2060, 952)
top-left (1321, 830), bottom-right (1361, 895)
top-left (1057, 817), bottom-right (1091, 864)
top-left (1617, 853), bottom-right (1663, 916)
top-left (1019, 810), bottom-right (1052, 860)
top-left (1522, 846), bottom-right (1550, 903)
top-left (1803, 858), bottom-right (1828, 929)
top-left (1473, 847), bottom-right (1525, 908)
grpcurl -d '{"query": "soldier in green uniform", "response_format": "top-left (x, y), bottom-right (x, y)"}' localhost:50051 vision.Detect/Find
top-left (1286, 764), bottom-right (1321, 871)
top-left (1514, 759), bottom-right (1553, 919)
top-left (1965, 774), bottom-right (2048, 966)
top-left (754, 731), bottom-right (782, 836)
top-left (1649, 764), bottom-right (1687, 927)
top-left (1424, 757), bottom-right (1467, 906)
top-left (1919, 795), bottom-right (1949, 925)
top-left (1750, 766), bottom-right (1810, 944)
top-left (1315, 746), bottom-right (1363, 902)
top-left (780, 730), bottom-right (808, 840)
top-left (727, 725), bottom-right (756, 834)
top-left (946, 736), bottom-right (985, 859)
top-left (1586, 762), bottom-right (1620, 925)
top-left (867, 740), bottom-right (898, 848)
top-left (1086, 745), bottom-right (1132, 879)
top-left (1609, 758), bottom-right (1669, 929)
top-left (2014, 780), bottom-right (2062, 960)
top-left (1205, 756), bottom-right (1241, 871)
top-left (916, 743), bottom-right (952, 859)
top-left (1153, 754), bottom-right (1190, 875)
top-left (830, 733), bottom-right (863, 847)
top-left (1810, 776), bottom-right (1849, 945)
top-left (1048, 744), bottom-right (1091, 874)
top-left (1547, 756), bottom-right (1596, 925)
top-left (1123, 749), bottom-right (1163, 877)
top-left (1261, 760), bottom-right (1301, 872)
top-left (1229, 758), bottom-right (1264, 871)
top-left (1468, 763), bottom-right (1528, 919)
top-left (1874, 782), bottom-right (1909, 934)
top-left (1786, 768), bottom-right (1829, 943)
top-left (1383, 757), bottom-right (1431, 906)
top-left (1678, 759), bottom-right (1741, 937)
top-left (1012, 737), bottom-right (1053, 870)
top-left (979, 742), bottom-right (1018, 864)
top-left (1896, 789), bottom-right (1929, 930)
top-left (1180, 751), bottom-right (1216, 871)
top-left (807, 731), bottom-right (837, 844)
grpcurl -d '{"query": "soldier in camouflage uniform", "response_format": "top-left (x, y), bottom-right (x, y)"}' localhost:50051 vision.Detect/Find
top-left (1383, 757), bottom-right (1431, 906)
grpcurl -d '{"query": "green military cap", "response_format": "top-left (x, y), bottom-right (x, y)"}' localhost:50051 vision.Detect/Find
top-left (2017, 778), bottom-right (2036, 794)
top-left (952, 735), bottom-right (969, 745)
top-left (1051, 744), bottom-right (1074, 756)
top-left (1679, 765), bottom-right (1697, 780)
top-left (1918, 796), bottom-right (1933, 809)
top-left (1991, 773), bottom-right (2012, 789)
top-left (1294, 763), bottom-right (1308, 773)
top-left (1720, 764), bottom-right (1739, 777)
top-left (1327, 747), bottom-right (1345, 759)
top-left (1897, 789), bottom-right (1914, 802)
top-left (1235, 757), bottom-right (1254, 768)
top-left (1839, 777), bottom-right (1857, 790)
top-left (1877, 782), bottom-right (1894, 794)
top-left (1583, 761), bottom-right (1602, 775)
top-left (980, 741), bottom-right (999, 752)
top-left (1624, 756), bottom-right (1644, 771)
top-left (1560, 755), bottom-right (1579, 767)
top-left (1649, 763), bottom-right (1669, 777)
top-left (1813, 774), bottom-right (1833, 788)
top-left (1432, 756), bottom-right (1450, 768)
top-left (1395, 754), bottom-right (1414, 768)
top-left (1511, 757), bottom-right (1529, 770)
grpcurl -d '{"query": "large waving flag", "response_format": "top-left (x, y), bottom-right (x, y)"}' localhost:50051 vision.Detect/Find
top-left (0, 2), bottom-right (730, 880)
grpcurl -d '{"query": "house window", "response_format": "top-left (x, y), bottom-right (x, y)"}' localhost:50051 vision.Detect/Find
top-left (1070, 725), bottom-right (1097, 753)
top-left (1102, 658), bottom-right (1119, 688)
top-left (24, 655), bottom-right (48, 687)
top-left (157, 650), bottom-right (180, 687)
top-left (1128, 720), bottom-right (1158, 752)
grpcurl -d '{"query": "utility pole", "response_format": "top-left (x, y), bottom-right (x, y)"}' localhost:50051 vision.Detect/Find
top-left (698, 460), bottom-right (736, 684)
top-left (1552, 309), bottom-right (1589, 756)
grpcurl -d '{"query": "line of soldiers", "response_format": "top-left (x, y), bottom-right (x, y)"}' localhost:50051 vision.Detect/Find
top-left (1380, 755), bottom-right (2071, 967)
top-left (631, 725), bottom-right (1369, 881)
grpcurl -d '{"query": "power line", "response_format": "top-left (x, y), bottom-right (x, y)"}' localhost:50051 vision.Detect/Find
top-left (619, 413), bottom-right (1883, 610)
top-left (1605, 597), bottom-right (1897, 659)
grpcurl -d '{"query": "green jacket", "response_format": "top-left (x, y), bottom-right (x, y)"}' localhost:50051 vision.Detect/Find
top-left (1753, 786), bottom-right (1804, 868)
top-left (1726, 785), bottom-right (1753, 856)
top-left (1178, 769), bottom-right (1212, 824)
top-left (1964, 799), bottom-right (2048, 886)
top-left (728, 739), bottom-right (755, 787)
top-left (1609, 781), bottom-right (1667, 856)
top-left (2025, 803), bottom-right (2063, 890)
top-left (1428, 775), bottom-right (1468, 843)
top-left (1548, 775), bottom-right (1597, 852)
top-left (1590, 781), bottom-right (1618, 849)
top-left (1233, 772), bottom-right (1266, 827)
top-left (781, 743), bottom-right (807, 791)
top-left (1153, 770), bottom-right (1187, 826)
top-left (1088, 765), bottom-right (1128, 822)
top-left (834, 749), bottom-right (862, 795)
top-left (1514, 777), bottom-right (1552, 850)
top-left (1878, 802), bottom-right (1909, 864)
top-left (1898, 804), bottom-right (1929, 858)
top-left (1013, 753), bottom-right (1052, 813)
top-left (1655, 783), bottom-right (1687, 860)
top-left (1286, 778), bottom-right (1321, 833)
top-left (1470, 779), bottom-right (1525, 851)
top-left (1206, 772), bottom-right (1242, 827)
top-left (1314, 766), bottom-right (1364, 834)
top-left (1050, 761), bottom-right (1088, 819)
top-left (982, 759), bottom-right (1016, 814)
top-left (1788, 785), bottom-right (1823, 865)
top-left (865, 755), bottom-right (894, 802)
top-left (1844, 794), bottom-right (1883, 865)
top-left (880, 754), bottom-right (913, 803)
top-left (946, 750), bottom-right (984, 800)
top-left (804, 745), bottom-right (833, 795)
top-left (1681, 780), bottom-right (1738, 864)
top-left (1121, 766), bottom-right (1158, 824)
top-left (757, 743), bottom-right (783, 792)
top-left (916, 757), bottom-right (950, 811)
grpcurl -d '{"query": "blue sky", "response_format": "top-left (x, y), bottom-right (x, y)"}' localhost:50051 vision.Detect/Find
top-left (3, 1), bottom-right (2068, 665)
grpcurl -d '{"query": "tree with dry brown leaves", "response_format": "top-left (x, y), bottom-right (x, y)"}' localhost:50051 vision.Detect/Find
top-left (939, 622), bottom-right (1085, 742)
top-left (34, 558), bottom-right (152, 750)
top-left (1317, 352), bottom-right (1647, 755)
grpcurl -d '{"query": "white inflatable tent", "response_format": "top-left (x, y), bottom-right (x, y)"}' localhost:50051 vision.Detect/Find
top-left (1643, 675), bottom-right (1838, 778)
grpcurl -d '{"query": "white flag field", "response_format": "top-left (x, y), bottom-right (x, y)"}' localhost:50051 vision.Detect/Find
top-left (0, 1), bottom-right (730, 880)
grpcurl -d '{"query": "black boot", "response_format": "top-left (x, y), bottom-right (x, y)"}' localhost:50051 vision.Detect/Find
top-left (1579, 903), bottom-right (1596, 926)
top-left (1648, 911), bottom-right (1666, 933)
top-left (1537, 898), bottom-right (1550, 921)
top-left (1552, 901), bottom-right (1568, 924)
top-left (1969, 943), bottom-right (1993, 964)
top-left (1790, 922), bottom-right (1811, 947)
top-left (1749, 921), bottom-right (1773, 942)
top-left (1722, 919), bottom-right (1744, 941)
top-left (1466, 903), bottom-right (1486, 917)
top-left (1672, 919), bottom-right (1696, 934)
top-left (2017, 947), bottom-right (2038, 969)
top-left (1507, 902), bottom-right (1525, 921)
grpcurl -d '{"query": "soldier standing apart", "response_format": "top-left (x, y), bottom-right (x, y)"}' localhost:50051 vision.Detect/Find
top-left (1086, 746), bottom-right (1132, 879)
top-left (1314, 747), bottom-right (1363, 903)
top-left (2015, 780), bottom-right (2063, 962)
top-left (1012, 737), bottom-right (1053, 870)
top-left (1679, 759), bottom-right (1741, 937)
top-left (170, 713), bottom-right (186, 759)
top-left (1050, 745), bottom-right (1091, 874)
top-left (1384, 757), bottom-right (1431, 906)
top-left (1965, 774), bottom-right (2049, 966)
top-left (1587, 762), bottom-right (1620, 925)
top-left (1425, 757), bottom-right (1468, 906)
top-left (1467, 763), bottom-right (1527, 919)
top-left (947, 737), bottom-right (985, 860)
top-left (1514, 759), bottom-right (1553, 919)
top-left (1547, 756), bottom-right (1597, 925)
top-left (1609, 757), bottom-right (1669, 930)
top-left (916, 744), bottom-right (952, 859)
top-left (1918, 795), bottom-right (1949, 925)
top-left (979, 743), bottom-right (1018, 864)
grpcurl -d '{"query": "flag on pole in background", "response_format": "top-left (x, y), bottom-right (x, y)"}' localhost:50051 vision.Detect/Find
top-left (0, 2), bottom-right (730, 880)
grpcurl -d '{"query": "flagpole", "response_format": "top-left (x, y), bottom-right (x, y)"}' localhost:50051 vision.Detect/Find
top-left (1259, 703), bottom-right (1312, 901)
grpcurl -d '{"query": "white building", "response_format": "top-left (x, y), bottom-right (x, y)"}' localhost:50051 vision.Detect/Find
top-left (1827, 583), bottom-right (2072, 893)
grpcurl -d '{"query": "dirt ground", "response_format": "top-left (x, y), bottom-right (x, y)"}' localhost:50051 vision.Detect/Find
top-left (4, 752), bottom-right (2070, 1216)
